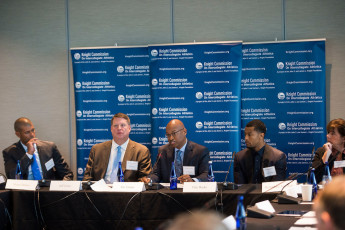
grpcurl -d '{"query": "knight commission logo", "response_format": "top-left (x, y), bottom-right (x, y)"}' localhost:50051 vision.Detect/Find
top-left (195, 92), bottom-right (203, 99)
top-left (277, 62), bottom-right (284, 69)
top-left (195, 122), bottom-right (203, 129)
top-left (77, 168), bottom-right (84, 175)
top-left (152, 78), bottom-right (158, 86)
top-left (74, 53), bottom-right (81, 60)
top-left (151, 49), bottom-right (158, 57)
top-left (152, 137), bottom-right (158, 145)
top-left (277, 92), bottom-right (285, 100)
top-left (77, 139), bottom-right (83, 146)
top-left (117, 66), bottom-right (124, 73)
top-left (278, 123), bottom-right (286, 130)
top-left (152, 108), bottom-right (158, 115)
top-left (118, 95), bottom-right (125, 102)
top-left (195, 62), bottom-right (203, 70)
top-left (76, 110), bottom-right (82, 118)
top-left (75, 82), bottom-right (81, 89)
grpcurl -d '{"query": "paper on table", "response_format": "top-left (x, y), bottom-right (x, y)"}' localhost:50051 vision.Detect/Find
top-left (294, 217), bottom-right (317, 225)
top-left (302, 211), bottom-right (315, 218)
top-left (222, 215), bottom-right (236, 230)
top-left (255, 200), bottom-right (275, 213)
top-left (288, 227), bottom-right (317, 230)
top-left (160, 183), bottom-right (184, 189)
top-left (91, 179), bottom-right (112, 192)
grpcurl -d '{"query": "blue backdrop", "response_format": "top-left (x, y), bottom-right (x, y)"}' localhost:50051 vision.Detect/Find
top-left (71, 39), bottom-right (326, 182)
top-left (241, 40), bottom-right (326, 181)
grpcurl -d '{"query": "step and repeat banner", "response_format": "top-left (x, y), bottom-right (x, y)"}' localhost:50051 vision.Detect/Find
top-left (71, 39), bottom-right (326, 181)
top-left (149, 42), bottom-right (242, 181)
top-left (241, 40), bottom-right (326, 180)
top-left (70, 47), bottom-right (151, 180)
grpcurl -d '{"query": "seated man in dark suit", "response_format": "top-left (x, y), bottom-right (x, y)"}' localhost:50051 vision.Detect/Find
top-left (83, 113), bottom-right (152, 183)
top-left (234, 119), bottom-right (286, 184)
top-left (3, 117), bottom-right (73, 180)
top-left (146, 119), bottom-right (210, 183)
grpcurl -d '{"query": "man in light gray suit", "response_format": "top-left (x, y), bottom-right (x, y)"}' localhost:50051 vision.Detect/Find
top-left (83, 113), bottom-right (152, 182)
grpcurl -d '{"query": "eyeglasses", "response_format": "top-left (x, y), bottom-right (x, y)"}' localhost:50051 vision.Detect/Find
top-left (166, 128), bottom-right (184, 138)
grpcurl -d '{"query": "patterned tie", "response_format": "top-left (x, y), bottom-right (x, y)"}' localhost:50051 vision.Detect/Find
top-left (175, 150), bottom-right (183, 177)
top-left (110, 145), bottom-right (122, 183)
top-left (31, 153), bottom-right (42, 180)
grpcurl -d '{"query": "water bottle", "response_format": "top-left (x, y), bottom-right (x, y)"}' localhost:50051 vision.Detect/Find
top-left (308, 168), bottom-right (317, 199)
top-left (170, 162), bottom-right (177, 190)
top-left (15, 160), bottom-right (23, 179)
top-left (117, 162), bottom-right (124, 182)
top-left (321, 161), bottom-right (332, 185)
top-left (236, 195), bottom-right (246, 230)
top-left (208, 161), bottom-right (215, 182)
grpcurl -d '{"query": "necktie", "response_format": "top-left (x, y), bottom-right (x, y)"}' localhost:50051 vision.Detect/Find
top-left (31, 153), bottom-right (42, 180)
top-left (110, 145), bottom-right (122, 183)
top-left (175, 150), bottom-right (183, 177)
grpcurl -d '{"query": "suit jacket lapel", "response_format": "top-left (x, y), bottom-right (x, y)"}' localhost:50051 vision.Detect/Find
top-left (122, 139), bottom-right (133, 172)
top-left (99, 141), bottom-right (112, 178)
top-left (167, 146), bottom-right (175, 171)
top-left (15, 141), bottom-right (26, 158)
top-left (183, 141), bottom-right (192, 165)
top-left (36, 142), bottom-right (47, 176)
top-left (261, 144), bottom-right (273, 181)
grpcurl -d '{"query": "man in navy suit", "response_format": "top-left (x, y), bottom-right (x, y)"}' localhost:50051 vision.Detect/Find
top-left (147, 119), bottom-right (210, 183)
top-left (3, 117), bottom-right (73, 180)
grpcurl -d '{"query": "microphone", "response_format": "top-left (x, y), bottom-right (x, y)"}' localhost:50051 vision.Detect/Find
top-left (146, 151), bottom-right (164, 190)
top-left (276, 146), bottom-right (316, 204)
top-left (222, 152), bottom-right (238, 190)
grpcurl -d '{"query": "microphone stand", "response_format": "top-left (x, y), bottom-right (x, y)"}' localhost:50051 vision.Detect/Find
top-left (221, 152), bottom-right (238, 190)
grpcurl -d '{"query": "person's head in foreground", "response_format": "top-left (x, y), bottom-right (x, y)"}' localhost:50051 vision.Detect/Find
top-left (165, 210), bottom-right (227, 230)
top-left (313, 175), bottom-right (345, 230)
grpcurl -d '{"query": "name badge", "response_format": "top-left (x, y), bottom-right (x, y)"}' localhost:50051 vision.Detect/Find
top-left (112, 182), bottom-right (146, 192)
top-left (45, 158), bottom-right (55, 171)
top-left (50, 181), bottom-right (81, 191)
top-left (126, 161), bottom-right (138, 170)
top-left (6, 179), bottom-right (38, 191)
top-left (334, 160), bottom-right (345, 168)
top-left (183, 166), bottom-right (195, 175)
top-left (183, 182), bottom-right (217, 193)
top-left (263, 166), bottom-right (277, 177)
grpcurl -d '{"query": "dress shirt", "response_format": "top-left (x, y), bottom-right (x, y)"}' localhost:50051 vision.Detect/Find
top-left (252, 145), bottom-right (265, 183)
top-left (174, 140), bottom-right (187, 166)
top-left (104, 139), bottom-right (129, 182)
top-left (21, 142), bottom-right (43, 180)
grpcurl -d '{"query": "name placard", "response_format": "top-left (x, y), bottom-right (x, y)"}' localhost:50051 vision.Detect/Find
top-left (5, 179), bottom-right (38, 191)
top-left (262, 180), bottom-right (297, 193)
top-left (334, 160), bottom-right (345, 168)
top-left (50, 181), bottom-right (81, 191)
top-left (112, 182), bottom-right (146, 192)
top-left (183, 182), bottom-right (217, 193)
